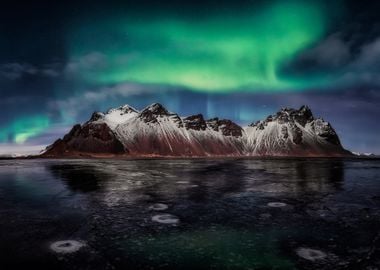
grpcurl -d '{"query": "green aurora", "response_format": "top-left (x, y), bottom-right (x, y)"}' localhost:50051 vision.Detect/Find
top-left (0, 116), bottom-right (50, 144)
top-left (69, 0), bottom-right (330, 92)
top-left (1, 0), bottom-right (340, 145)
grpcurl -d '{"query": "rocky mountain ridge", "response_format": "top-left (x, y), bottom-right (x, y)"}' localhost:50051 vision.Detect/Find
top-left (43, 103), bottom-right (351, 157)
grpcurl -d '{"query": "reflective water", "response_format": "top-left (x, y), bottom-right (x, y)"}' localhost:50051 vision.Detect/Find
top-left (0, 158), bottom-right (379, 269)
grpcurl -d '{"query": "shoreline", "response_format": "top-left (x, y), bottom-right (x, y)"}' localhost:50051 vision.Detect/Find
top-left (1, 154), bottom-right (378, 161)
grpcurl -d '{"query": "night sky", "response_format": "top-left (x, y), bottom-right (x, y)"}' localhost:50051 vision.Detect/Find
top-left (1, 0), bottom-right (380, 154)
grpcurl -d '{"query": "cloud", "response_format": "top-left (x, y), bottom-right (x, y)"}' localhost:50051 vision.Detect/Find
top-left (0, 63), bottom-right (37, 80)
top-left (0, 62), bottom-right (62, 80)
top-left (290, 34), bottom-right (380, 87)
top-left (64, 52), bottom-right (108, 76)
top-left (297, 34), bottom-right (351, 68)
top-left (48, 82), bottom-right (170, 121)
top-left (333, 37), bottom-right (380, 86)
top-left (353, 37), bottom-right (380, 69)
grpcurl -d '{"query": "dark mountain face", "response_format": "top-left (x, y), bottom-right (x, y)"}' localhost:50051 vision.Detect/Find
top-left (44, 122), bottom-right (125, 156)
top-left (139, 103), bottom-right (172, 124)
top-left (42, 104), bottom-right (351, 157)
top-left (184, 114), bottom-right (207, 131)
top-left (251, 106), bottom-right (313, 127)
top-left (206, 118), bottom-right (243, 137)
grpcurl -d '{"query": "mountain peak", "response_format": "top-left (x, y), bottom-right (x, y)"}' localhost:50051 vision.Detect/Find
top-left (299, 104), bottom-right (311, 112)
top-left (139, 103), bottom-right (170, 123)
top-left (90, 111), bottom-right (105, 122)
top-left (298, 105), bottom-right (313, 119)
top-left (183, 114), bottom-right (207, 131)
top-left (120, 104), bottom-right (138, 113)
top-left (206, 118), bottom-right (243, 137)
top-left (142, 103), bottom-right (169, 115)
top-left (267, 106), bottom-right (315, 126)
top-left (107, 104), bottom-right (138, 115)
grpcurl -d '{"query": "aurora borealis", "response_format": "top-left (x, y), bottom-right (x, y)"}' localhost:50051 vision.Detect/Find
top-left (69, 1), bottom-right (328, 91)
top-left (1, 0), bottom-right (380, 154)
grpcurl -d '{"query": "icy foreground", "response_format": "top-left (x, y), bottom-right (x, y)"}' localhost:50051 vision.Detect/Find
top-left (43, 103), bottom-right (350, 157)
top-left (1, 158), bottom-right (379, 269)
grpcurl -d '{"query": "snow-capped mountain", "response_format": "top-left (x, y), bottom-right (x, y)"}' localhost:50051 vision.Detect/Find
top-left (43, 103), bottom-right (351, 157)
top-left (244, 106), bottom-right (347, 156)
top-left (352, 152), bottom-right (377, 157)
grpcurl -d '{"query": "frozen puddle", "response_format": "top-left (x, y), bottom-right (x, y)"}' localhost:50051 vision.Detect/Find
top-left (149, 203), bottom-right (168, 211)
top-left (50, 240), bottom-right (86, 254)
top-left (267, 202), bottom-right (287, 207)
top-left (259, 213), bottom-right (272, 219)
top-left (152, 214), bottom-right (179, 224)
top-left (176, 181), bottom-right (190, 184)
top-left (296, 247), bottom-right (327, 261)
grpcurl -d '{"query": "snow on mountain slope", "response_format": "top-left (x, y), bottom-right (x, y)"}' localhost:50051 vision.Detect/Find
top-left (91, 104), bottom-right (138, 129)
top-left (244, 106), bottom-right (348, 156)
top-left (114, 103), bottom-right (245, 156)
top-left (43, 103), bottom-right (350, 157)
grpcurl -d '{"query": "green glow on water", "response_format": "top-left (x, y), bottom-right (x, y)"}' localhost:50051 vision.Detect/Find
top-left (123, 227), bottom-right (294, 269)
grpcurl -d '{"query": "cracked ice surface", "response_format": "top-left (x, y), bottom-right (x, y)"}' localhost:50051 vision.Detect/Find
top-left (0, 158), bottom-right (379, 269)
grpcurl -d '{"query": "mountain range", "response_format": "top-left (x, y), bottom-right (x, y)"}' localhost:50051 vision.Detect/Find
top-left (42, 103), bottom-right (351, 157)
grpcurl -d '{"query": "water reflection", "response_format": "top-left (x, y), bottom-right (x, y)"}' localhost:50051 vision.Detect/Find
top-left (49, 164), bottom-right (110, 193)
top-left (47, 159), bottom-right (345, 203)
top-left (293, 160), bottom-right (344, 192)
top-left (182, 161), bottom-right (248, 202)
top-left (0, 159), bottom-right (379, 270)
top-left (241, 159), bottom-right (344, 195)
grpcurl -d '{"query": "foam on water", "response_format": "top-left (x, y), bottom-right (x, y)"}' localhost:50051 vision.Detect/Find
top-left (50, 240), bottom-right (86, 254)
top-left (267, 202), bottom-right (287, 207)
top-left (151, 214), bottom-right (179, 224)
top-left (176, 181), bottom-right (190, 184)
top-left (296, 247), bottom-right (327, 261)
top-left (149, 203), bottom-right (169, 211)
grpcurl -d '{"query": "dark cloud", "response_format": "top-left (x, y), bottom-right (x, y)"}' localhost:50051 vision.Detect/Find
top-left (335, 38), bottom-right (380, 86)
top-left (287, 33), bottom-right (380, 89)
top-left (294, 34), bottom-right (350, 69)
top-left (354, 38), bottom-right (380, 69)
top-left (0, 62), bottom-right (62, 80)
top-left (0, 63), bottom-right (38, 80)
